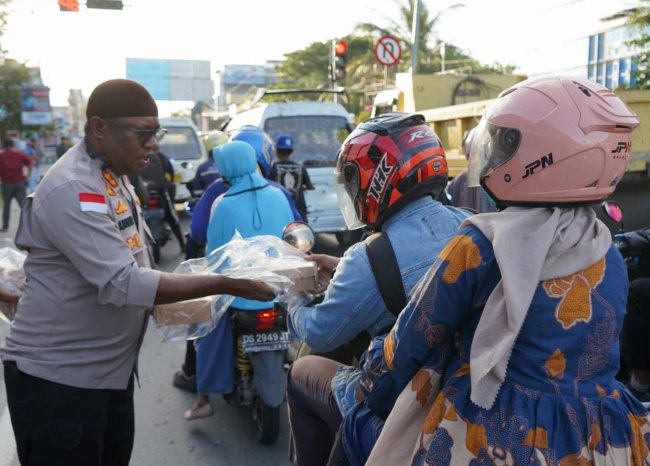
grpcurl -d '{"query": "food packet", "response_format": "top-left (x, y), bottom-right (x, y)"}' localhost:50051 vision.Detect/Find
top-left (153, 231), bottom-right (316, 341)
top-left (0, 247), bottom-right (26, 323)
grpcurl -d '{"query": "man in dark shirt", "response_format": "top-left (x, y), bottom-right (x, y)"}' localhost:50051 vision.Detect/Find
top-left (140, 151), bottom-right (185, 251)
top-left (0, 139), bottom-right (33, 232)
top-left (268, 133), bottom-right (314, 221)
top-left (55, 136), bottom-right (72, 159)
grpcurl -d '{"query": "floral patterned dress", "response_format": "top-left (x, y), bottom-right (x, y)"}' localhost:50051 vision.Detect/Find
top-left (359, 225), bottom-right (650, 465)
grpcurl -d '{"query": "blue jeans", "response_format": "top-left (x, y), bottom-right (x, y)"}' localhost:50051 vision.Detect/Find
top-left (28, 166), bottom-right (40, 193)
top-left (3, 361), bottom-right (135, 466)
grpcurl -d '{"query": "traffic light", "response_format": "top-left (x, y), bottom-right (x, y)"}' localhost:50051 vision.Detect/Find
top-left (86, 0), bottom-right (123, 9)
top-left (334, 40), bottom-right (348, 81)
top-left (58, 0), bottom-right (79, 11)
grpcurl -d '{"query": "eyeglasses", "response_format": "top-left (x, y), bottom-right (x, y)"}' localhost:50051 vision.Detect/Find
top-left (105, 119), bottom-right (167, 146)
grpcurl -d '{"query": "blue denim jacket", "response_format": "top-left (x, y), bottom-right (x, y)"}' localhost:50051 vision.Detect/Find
top-left (287, 197), bottom-right (470, 354)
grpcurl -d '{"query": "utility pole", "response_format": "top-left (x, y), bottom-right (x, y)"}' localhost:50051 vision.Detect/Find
top-left (410, 0), bottom-right (421, 75)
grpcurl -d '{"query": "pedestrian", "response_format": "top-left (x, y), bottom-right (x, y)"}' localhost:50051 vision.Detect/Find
top-left (341, 76), bottom-right (650, 465)
top-left (0, 138), bottom-right (33, 233)
top-left (26, 137), bottom-right (44, 193)
top-left (0, 78), bottom-right (275, 466)
top-left (269, 133), bottom-right (314, 221)
top-left (56, 135), bottom-right (72, 159)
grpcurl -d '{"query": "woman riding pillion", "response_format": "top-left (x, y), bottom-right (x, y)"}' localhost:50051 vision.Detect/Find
top-left (338, 76), bottom-right (650, 465)
top-left (185, 140), bottom-right (294, 420)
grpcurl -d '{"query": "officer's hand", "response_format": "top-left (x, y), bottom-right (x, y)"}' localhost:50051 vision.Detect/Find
top-left (305, 254), bottom-right (340, 293)
top-left (225, 278), bottom-right (275, 301)
top-left (0, 286), bottom-right (20, 304)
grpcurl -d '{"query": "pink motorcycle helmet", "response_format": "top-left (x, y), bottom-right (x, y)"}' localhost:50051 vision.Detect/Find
top-left (468, 75), bottom-right (639, 207)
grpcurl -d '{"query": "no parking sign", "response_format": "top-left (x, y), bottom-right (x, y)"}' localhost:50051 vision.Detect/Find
top-left (374, 35), bottom-right (402, 67)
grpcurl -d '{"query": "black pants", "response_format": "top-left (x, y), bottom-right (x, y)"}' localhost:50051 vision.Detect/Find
top-left (4, 362), bottom-right (135, 466)
top-left (623, 277), bottom-right (650, 371)
top-left (287, 355), bottom-right (344, 466)
top-left (162, 190), bottom-right (184, 249)
top-left (2, 182), bottom-right (27, 229)
top-left (182, 340), bottom-right (197, 377)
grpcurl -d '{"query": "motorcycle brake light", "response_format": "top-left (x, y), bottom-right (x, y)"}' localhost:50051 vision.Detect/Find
top-left (255, 309), bottom-right (277, 330)
top-left (147, 198), bottom-right (161, 208)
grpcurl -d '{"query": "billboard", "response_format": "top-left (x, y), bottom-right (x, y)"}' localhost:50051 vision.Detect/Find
top-left (222, 65), bottom-right (267, 85)
top-left (20, 86), bottom-right (53, 126)
top-left (126, 59), bottom-right (214, 102)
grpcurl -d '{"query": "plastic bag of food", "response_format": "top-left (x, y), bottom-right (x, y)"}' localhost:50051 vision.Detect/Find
top-left (0, 247), bottom-right (26, 323)
top-left (153, 231), bottom-right (317, 341)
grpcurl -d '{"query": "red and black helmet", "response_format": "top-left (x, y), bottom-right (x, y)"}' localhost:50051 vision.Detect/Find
top-left (335, 112), bottom-right (448, 230)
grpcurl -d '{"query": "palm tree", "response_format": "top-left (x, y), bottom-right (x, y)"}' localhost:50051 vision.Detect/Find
top-left (355, 0), bottom-right (464, 74)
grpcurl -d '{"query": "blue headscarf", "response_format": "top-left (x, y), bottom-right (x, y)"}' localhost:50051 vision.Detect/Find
top-left (214, 141), bottom-right (269, 230)
top-left (215, 142), bottom-right (261, 187)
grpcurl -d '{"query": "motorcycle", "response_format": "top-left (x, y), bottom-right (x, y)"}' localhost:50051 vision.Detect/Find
top-left (602, 201), bottom-right (650, 409)
top-left (602, 201), bottom-right (650, 281)
top-left (142, 187), bottom-right (171, 263)
top-left (222, 221), bottom-right (315, 444)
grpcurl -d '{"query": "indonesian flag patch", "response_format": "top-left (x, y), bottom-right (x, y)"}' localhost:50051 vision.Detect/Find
top-left (79, 192), bottom-right (108, 214)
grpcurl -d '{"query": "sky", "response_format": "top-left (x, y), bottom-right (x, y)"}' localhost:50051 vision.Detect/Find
top-left (1, 0), bottom-right (638, 110)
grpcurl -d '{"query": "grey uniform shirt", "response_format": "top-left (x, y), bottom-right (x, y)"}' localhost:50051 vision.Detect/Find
top-left (1, 141), bottom-right (162, 390)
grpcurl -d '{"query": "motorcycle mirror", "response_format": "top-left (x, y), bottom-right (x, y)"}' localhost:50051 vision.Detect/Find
top-left (601, 201), bottom-right (623, 223)
top-left (282, 221), bottom-right (315, 253)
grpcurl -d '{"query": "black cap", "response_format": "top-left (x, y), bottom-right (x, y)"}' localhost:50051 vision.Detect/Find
top-left (86, 79), bottom-right (158, 119)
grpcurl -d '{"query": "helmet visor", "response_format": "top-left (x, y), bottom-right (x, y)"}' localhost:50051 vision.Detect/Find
top-left (335, 162), bottom-right (365, 230)
top-left (468, 118), bottom-right (522, 187)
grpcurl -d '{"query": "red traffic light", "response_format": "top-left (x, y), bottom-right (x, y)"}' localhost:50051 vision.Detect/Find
top-left (335, 41), bottom-right (348, 56)
top-left (58, 0), bottom-right (79, 11)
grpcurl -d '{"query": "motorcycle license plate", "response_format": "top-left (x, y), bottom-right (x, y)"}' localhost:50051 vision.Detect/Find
top-left (241, 331), bottom-right (291, 353)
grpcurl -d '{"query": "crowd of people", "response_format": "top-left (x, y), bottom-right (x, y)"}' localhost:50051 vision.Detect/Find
top-left (1, 75), bottom-right (650, 466)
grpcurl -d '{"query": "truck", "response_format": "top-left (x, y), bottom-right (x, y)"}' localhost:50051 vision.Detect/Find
top-left (371, 72), bottom-right (528, 178)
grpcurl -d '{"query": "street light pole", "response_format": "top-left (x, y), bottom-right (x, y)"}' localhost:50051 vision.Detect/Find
top-left (410, 0), bottom-right (421, 75)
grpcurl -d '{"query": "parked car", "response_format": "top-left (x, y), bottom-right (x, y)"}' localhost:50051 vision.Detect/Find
top-left (158, 117), bottom-right (207, 202)
top-left (223, 94), bottom-right (359, 245)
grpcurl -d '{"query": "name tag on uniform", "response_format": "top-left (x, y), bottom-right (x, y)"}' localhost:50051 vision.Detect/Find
top-left (118, 216), bottom-right (135, 230)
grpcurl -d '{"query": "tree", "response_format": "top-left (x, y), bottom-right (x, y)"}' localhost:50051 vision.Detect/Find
top-left (356, 0), bottom-right (462, 73)
top-left (272, 41), bottom-right (331, 89)
top-left (628, 1), bottom-right (650, 89)
top-left (269, 36), bottom-right (375, 115)
top-left (0, 0), bottom-right (9, 43)
top-left (0, 59), bottom-right (33, 135)
top-left (355, 0), bottom-right (512, 75)
top-left (269, 1), bottom-right (514, 117)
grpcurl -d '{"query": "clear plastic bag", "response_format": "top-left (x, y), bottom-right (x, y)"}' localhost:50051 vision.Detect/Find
top-left (0, 247), bottom-right (27, 324)
top-left (153, 231), bottom-right (316, 341)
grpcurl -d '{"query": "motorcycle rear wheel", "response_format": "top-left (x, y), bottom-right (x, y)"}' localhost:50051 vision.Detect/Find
top-left (252, 396), bottom-right (280, 445)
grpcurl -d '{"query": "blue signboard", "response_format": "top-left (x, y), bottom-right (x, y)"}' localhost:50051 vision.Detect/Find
top-left (126, 59), bottom-right (170, 100)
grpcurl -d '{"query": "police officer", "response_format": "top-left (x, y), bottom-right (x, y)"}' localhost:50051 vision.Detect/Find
top-left (0, 79), bottom-right (274, 466)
